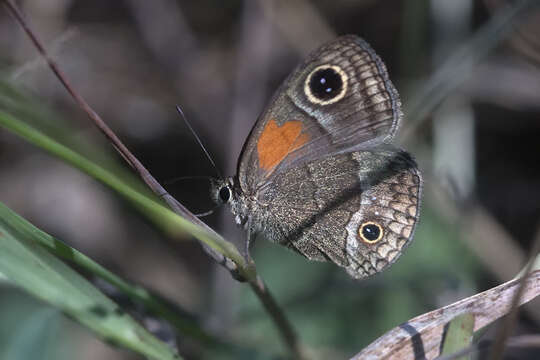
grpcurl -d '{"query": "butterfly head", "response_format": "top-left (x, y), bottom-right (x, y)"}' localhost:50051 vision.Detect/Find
top-left (210, 176), bottom-right (250, 227)
top-left (210, 177), bottom-right (235, 205)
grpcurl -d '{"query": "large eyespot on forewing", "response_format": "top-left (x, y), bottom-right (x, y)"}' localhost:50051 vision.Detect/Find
top-left (286, 35), bottom-right (403, 148)
top-left (304, 65), bottom-right (349, 105)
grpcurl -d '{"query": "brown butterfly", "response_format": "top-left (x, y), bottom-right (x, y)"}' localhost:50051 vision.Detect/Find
top-left (212, 35), bottom-right (422, 279)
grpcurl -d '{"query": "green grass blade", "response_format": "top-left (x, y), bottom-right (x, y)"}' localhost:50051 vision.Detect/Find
top-left (0, 206), bottom-right (182, 360)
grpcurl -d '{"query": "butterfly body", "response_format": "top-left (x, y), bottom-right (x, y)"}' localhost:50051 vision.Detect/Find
top-left (213, 35), bottom-right (422, 279)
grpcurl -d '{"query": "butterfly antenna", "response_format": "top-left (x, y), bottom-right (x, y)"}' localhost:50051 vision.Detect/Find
top-left (176, 105), bottom-right (223, 179)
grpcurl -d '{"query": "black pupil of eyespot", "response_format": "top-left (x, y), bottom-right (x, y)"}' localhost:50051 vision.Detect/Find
top-left (362, 224), bottom-right (380, 241)
top-left (219, 187), bottom-right (230, 202)
top-left (309, 68), bottom-right (342, 100)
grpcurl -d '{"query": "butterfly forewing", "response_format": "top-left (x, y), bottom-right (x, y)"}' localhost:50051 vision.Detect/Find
top-left (237, 35), bottom-right (402, 192)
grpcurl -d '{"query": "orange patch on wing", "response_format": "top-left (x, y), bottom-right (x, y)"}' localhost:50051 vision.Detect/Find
top-left (257, 119), bottom-right (309, 171)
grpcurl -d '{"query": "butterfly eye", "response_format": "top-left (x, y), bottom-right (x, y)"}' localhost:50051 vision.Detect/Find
top-left (304, 65), bottom-right (348, 105)
top-left (358, 221), bottom-right (383, 244)
top-left (219, 186), bottom-right (231, 203)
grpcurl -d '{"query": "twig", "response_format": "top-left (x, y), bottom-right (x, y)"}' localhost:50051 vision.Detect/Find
top-left (2, 1), bottom-right (303, 358)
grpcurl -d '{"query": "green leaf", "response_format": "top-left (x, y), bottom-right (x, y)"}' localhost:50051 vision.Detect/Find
top-left (0, 204), bottom-right (181, 360)
top-left (440, 313), bottom-right (475, 360)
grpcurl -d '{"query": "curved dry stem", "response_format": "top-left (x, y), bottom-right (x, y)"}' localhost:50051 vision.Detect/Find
top-left (352, 269), bottom-right (540, 359)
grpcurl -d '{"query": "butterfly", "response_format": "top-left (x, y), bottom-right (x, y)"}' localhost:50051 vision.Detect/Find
top-left (212, 35), bottom-right (422, 279)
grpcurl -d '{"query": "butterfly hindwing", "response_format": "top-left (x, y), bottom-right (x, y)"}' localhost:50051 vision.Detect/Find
top-left (253, 147), bottom-right (421, 279)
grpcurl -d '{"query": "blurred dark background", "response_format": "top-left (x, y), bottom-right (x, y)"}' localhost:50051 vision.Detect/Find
top-left (0, 0), bottom-right (539, 359)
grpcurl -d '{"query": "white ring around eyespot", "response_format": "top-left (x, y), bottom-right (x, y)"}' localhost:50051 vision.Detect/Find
top-left (303, 65), bottom-right (349, 106)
